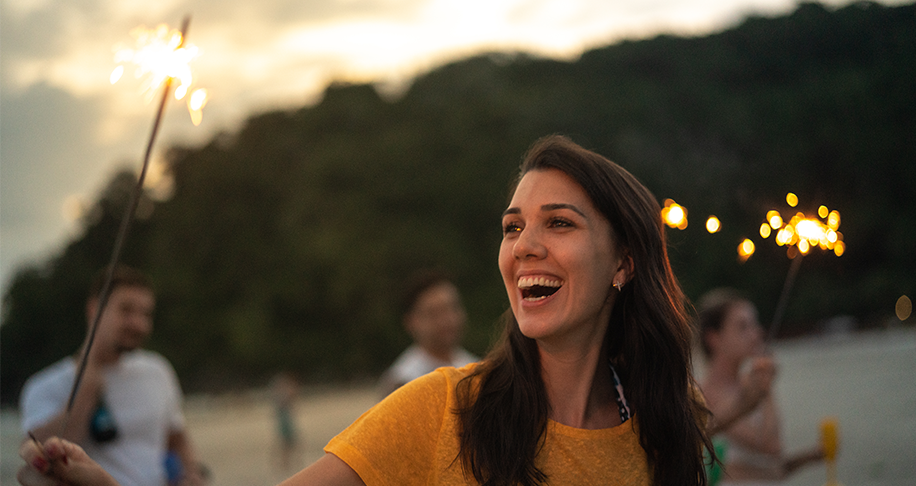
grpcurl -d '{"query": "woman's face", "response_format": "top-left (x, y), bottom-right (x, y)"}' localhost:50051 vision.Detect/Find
top-left (712, 300), bottom-right (765, 360)
top-left (499, 169), bottom-right (627, 349)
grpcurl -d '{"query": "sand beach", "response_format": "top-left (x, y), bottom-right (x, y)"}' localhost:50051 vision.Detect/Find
top-left (3, 327), bottom-right (914, 485)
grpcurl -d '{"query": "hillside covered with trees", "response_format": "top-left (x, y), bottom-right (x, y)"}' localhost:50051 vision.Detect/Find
top-left (3, 1), bottom-right (914, 404)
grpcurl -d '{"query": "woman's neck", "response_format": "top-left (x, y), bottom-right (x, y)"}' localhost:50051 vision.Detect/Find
top-left (539, 345), bottom-right (618, 429)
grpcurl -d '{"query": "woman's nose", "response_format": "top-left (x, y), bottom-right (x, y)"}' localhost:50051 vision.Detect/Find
top-left (513, 227), bottom-right (546, 260)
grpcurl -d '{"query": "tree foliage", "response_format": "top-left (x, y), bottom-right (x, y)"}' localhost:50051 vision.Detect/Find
top-left (3, 2), bottom-right (914, 403)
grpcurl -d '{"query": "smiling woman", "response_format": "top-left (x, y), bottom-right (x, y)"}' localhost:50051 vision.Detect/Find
top-left (455, 135), bottom-right (712, 486)
top-left (18, 135), bottom-right (712, 486)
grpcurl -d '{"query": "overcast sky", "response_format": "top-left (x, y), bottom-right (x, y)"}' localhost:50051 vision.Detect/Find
top-left (0, 0), bottom-right (901, 294)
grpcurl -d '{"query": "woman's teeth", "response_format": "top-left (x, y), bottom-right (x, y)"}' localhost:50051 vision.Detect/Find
top-left (518, 276), bottom-right (562, 300)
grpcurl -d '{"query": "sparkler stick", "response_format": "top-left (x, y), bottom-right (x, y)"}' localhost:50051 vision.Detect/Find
top-left (768, 254), bottom-right (803, 341)
top-left (57, 16), bottom-right (193, 437)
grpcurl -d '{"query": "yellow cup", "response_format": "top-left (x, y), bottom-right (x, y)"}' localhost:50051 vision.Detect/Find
top-left (821, 416), bottom-right (839, 461)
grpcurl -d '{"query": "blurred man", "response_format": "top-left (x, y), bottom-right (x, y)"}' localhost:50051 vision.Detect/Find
top-left (378, 270), bottom-right (478, 396)
top-left (20, 265), bottom-right (205, 486)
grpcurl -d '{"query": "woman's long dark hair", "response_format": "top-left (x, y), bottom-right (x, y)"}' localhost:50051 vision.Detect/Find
top-left (456, 135), bottom-right (712, 485)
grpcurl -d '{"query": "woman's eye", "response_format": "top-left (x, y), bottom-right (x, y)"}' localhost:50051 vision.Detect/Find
top-left (503, 222), bottom-right (522, 234)
top-left (549, 217), bottom-right (573, 228)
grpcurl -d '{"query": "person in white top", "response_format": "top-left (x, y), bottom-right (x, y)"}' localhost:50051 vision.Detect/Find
top-left (378, 269), bottom-right (478, 396)
top-left (697, 288), bottom-right (823, 485)
top-left (19, 265), bottom-right (205, 486)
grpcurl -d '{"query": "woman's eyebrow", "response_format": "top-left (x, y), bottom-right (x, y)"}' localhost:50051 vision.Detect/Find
top-left (501, 204), bottom-right (586, 218)
top-left (542, 203), bottom-right (586, 218)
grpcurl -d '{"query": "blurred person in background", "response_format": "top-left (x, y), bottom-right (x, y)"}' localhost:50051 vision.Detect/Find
top-left (270, 371), bottom-right (302, 472)
top-left (18, 265), bottom-right (205, 486)
top-left (377, 269), bottom-right (478, 397)
top-left (19, 135), bottom-right (713, 486)
top-left (698, 288), bottom-right (824, 485)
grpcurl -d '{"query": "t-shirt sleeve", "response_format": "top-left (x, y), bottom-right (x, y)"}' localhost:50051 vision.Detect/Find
top-left (158, 356), bottom-right (186, 432)
top-left (325, 368), bottom-right (452, 486)
top-left (19, 365), bottom-right (71, 434)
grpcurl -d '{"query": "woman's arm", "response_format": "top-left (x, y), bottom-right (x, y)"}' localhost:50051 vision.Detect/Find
top-left (712, 357), bottom-right (781, 455)
top-left (782, 446), bottom-right (825, 476)
top-left (723, 392), bottom-right (782, 455)
top-left (707, 358), bottom-right (774, 436)
top-left (277, 453), bottom-right (366, 486)
top-left (19, 439), bottom-right (365, 486)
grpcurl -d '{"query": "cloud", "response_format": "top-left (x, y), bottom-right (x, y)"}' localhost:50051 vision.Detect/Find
top-left (0, 82), bottom-right (150, 288)
top-left (0, 84), bottom-right (84, 282)
top-left (1, 84), bottom-right (102, 222)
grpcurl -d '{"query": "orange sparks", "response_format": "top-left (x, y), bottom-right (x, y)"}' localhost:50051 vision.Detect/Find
top-left (757, 194), bottom-right (844, 259)
top-left (112, 24), bottom-right (208, 125)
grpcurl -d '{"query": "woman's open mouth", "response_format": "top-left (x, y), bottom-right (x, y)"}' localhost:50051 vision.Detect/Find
top-left (518, 276), bottom-right (563, 301)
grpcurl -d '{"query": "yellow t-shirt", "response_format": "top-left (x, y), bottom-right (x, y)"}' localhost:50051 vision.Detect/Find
top-left (325, 363), bottom-right (650, 485)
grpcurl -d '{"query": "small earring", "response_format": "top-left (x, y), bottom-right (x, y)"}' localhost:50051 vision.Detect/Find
top-left (614, 281), bottom-right (623, 291)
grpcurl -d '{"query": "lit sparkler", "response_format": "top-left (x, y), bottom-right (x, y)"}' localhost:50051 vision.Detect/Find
top-left (58, 17), bottom-right (203, 437)
top-left (760, 193), bottom-right (845, 339)
top-left (762, 208), bottom-right (845, 257)
top-left (111, 22), bottom-right (209, 125)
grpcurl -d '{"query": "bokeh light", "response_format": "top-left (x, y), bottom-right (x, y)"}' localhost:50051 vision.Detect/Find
top-left (798, 239), bottom-right (810, 254)
top-left (896, 295), bottom-right (912, 321)
top-left (833, 240), bottom-right (846, 256)
top-left (661, 199), bottom-right (688, 230)
top-left (827, 210), bottom-right (841, 230)
top-left (188, 88), bottom-right (209, 126)
top-left (786, 192), bottom-right (798, 207)
top-left (706, 216), bottom-right (721, 233)
top-left (767, 210), bottom-right (783, 229)
top-left (775, 225), bottom-right (795, 246)
top-left (738, 238), bottom-right (755, 262)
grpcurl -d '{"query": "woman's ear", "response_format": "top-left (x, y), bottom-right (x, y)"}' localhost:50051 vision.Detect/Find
top-left (613, 252), bottom-right (635, 288)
